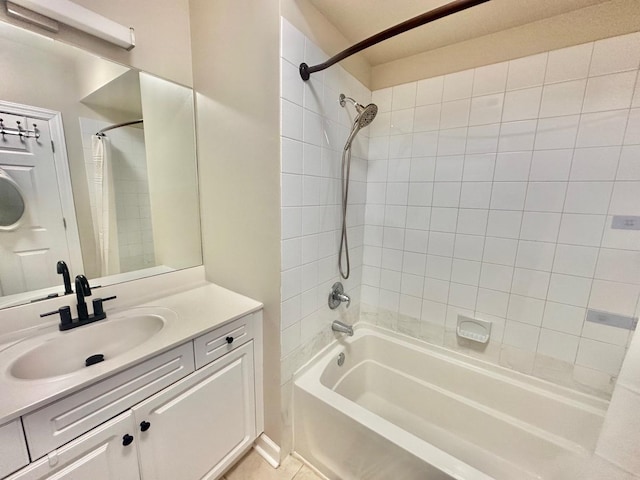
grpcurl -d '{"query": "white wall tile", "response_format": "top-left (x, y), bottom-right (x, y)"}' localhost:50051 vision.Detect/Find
top-left (392, 82), bottom-right (417, 110)
top-left (516, 240), bottom-right (556, 271)
top-left (451, 259), bottom-right (481, 285)
top-left (494, 152), bottom-right (532, 181)
top-left (609, 181), bottom-right (640, 214)
top-left (416, 76), bottom-right (444, 106)
top-left (469, 94), bottom-right (504, 125)
top-left (443, 70), bottom-right (474, 101)
top-left (462, 153), bottom-right (496, 181)
top-left (480, 263), bottom-right (514, 292)
top-left (281, 99), bottom-right (303, 140)
top-left (449, 282), bottom-right (478, 309)
top-left (466, 124), bottom-right (500, 154)
top-left (589, 32), bottom-right (640, 76)
top-left (570, 146), bottom-right (621, 181)
top-left (553, 244), bottom-right (599, 277)
top-left (414, 104), bottom-right (441, 132)
top-left (545, 43), bottom-right (593, 84)
top-left (431, 207), bottom-right (458, 232)
top-left (372, 87), bottom-right (392, 113)
top-left (524, 182), bottom-right (567, 212)
top-left (576, 338), bottom-right (626, 375)
top-left (535, 115), bottom-right (580, 150)
top-left (508, 294), bottom-right (545, 325)
top-left (529, 149), bottom-right (573, 181)
top-left (520, 212), bottom-right (561, 242)
top-left (512, 268), bottom-right (550, 299)
top-left (542, 301), bottom-right (585, 335)
top-left (589, 279), bottom-right (640, 316)
top-left (539, 80), bottom-right (586, 118)
top-left (498, 120), bottom-right (536, 152)
top-left (457, 208), bottom-right (488, 235)
top-left (491, 182), bottom-right (527, 210)
top-left (435, 155), bottom-right (464, 181)
top-left (486, 210), bottom-right (523, 239)
top-left (576, 110), bottom-right (629, 148)
top-left (507, 53), bottom-right (548, 91)
top-left (438, 127), bottom-right (468, 155)
top-left (454, 234), bottom-right (485, 261)
top-left (595, 249), bottom-right (640, 284)
top-left (583, 71), bottom-right (636, 113)
top-left (423, 277), bottom-right (450, 303)
top-left (390, 108), bottom-right (415, 135)
top-left (460, 182), bottom-right (492, 208)
top-left (503, 320), bottom-right (540, 351)
top-left (538, 329), bottom-right (579, 362)
top-left (547, 273), bottom-right (592, 307)
top-left (483, 237), bottom-right (518, 266)
top-left (473, 62), bottom-right (509, 96)
top-left (564, 182), bottom-right (613, 214)
top-left (625, 108), bottom-right (640, 145)
top-left (281, 18), bottom-right (305, 66)
top-left (503, 87), bottom-right (542, 122)
top-left (558, 213), bottom-right (606, 246)
top-left (477, 288), bottom-right (509, 317)
top-left (441, 99), bottom-right (471, 129)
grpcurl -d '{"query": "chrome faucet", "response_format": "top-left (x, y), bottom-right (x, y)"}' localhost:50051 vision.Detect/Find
top-left (332, 320), bottom-right (354, 336)
top-left (328, 282), bottom-right (350, 309)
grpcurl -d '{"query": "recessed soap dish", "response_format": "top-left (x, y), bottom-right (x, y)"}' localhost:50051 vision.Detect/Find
top-left (456, 315), bottom-right (491, 344)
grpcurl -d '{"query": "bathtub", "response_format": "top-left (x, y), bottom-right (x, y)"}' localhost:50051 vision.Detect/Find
top-left (293, 325), bottom-right (608, 480)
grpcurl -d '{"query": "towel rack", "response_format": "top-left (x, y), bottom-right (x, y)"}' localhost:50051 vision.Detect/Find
top-left (299, 0), bottom-right (491, 81)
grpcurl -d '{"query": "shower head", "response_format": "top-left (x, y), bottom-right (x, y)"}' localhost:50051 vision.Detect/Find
top-left (340, 93), bottom-right (378, 150)
top-left (339, 94), bottom-right (378, 128)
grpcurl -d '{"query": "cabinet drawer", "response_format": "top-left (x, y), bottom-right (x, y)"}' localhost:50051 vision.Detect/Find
top-left (23, 342), bottom-right (194, 460)
top-left (194, 313), bottom-right (256, 369)
top-left (0, 419), bottom-right (29, 478)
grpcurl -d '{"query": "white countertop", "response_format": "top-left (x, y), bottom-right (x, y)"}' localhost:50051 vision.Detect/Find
top-left (0, 281), bottom-right (262, 424)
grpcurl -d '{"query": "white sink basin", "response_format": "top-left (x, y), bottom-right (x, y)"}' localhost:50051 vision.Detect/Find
top-left (9, 307), bottom-right (174, 380)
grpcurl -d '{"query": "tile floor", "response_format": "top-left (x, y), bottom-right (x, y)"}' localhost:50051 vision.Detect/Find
top-left (224, 450), bottom-right (324, 480)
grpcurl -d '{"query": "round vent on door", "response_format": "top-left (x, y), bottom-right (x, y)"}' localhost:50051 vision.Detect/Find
top-left (0, 168), bottom-right (25, 230)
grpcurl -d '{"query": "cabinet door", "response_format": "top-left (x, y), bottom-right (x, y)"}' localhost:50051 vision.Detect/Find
top-left (133, 341), bottom-right (256, 480)
top-left (6, 412), bottom-right (139, 480)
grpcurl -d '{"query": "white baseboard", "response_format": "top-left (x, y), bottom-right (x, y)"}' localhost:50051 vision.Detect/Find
top-left (253, 433), bottom-right (280, 468)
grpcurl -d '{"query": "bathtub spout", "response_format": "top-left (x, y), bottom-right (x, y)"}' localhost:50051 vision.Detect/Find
top-left (332, 320), bottom-right (353, 336)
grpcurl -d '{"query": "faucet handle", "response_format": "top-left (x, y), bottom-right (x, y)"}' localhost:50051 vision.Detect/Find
top-left (92, 295), bottom-right (117, 318)
top-left (329, 282), bottom-right (351, 309)
top-left (41, 306), bottom-right (73, 330)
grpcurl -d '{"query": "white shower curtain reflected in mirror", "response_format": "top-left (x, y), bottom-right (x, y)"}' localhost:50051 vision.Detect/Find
top-left (91, 135), bottom-right (120, 276)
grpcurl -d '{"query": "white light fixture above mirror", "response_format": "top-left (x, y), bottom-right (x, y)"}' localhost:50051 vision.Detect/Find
top-left (6, 0), bottom-right (135, 50)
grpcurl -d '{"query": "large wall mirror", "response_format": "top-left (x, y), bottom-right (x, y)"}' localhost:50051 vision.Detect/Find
top-left (0, 21), bottom-right (202, 309)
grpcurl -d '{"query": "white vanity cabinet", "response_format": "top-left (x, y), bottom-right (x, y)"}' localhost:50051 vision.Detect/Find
top-left (2, 310), bottom-right (263, 480)
top-left (7, 412), bottom-right (140, 480)
top-left (133, 341), bottom-right (256, 480)
top-left (0, 420), bottom-right (29, 478)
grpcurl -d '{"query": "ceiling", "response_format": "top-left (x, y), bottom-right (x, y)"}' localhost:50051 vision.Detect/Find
top-left (308, 0), bottom-right (612, 66)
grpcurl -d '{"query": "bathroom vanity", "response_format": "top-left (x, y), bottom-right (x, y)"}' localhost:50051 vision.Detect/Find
top-left (0, 276), bottom-right (263, 480)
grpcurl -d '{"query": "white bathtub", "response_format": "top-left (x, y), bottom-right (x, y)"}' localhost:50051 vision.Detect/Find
top-left (293, 325), bottom-right (608, 480)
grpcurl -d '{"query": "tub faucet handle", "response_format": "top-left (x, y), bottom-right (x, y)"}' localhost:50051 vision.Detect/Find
top-left (329, 282), bottom-right (350, 309)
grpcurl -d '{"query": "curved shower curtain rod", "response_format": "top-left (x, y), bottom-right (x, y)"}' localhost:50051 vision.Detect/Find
top-left (299, 0), bottom-right (491, 81)
top-left (96, 119), bottom-right (143, 136)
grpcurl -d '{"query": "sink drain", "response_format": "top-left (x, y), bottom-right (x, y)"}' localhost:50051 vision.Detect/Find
top-left (85, 354), bottom-right (105, 367)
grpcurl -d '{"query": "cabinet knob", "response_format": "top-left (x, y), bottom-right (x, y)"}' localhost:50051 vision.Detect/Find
top-left (226, 336), bottom-right (234, 344)
top-left (122, 434), bottom-right (134, 446)
top-left (140, 421), bottom-right (151, 432)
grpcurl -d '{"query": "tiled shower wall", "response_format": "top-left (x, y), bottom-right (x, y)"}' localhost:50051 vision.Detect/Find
top-left (361, 32), bottom-right (640, 397)
top-left (279, 18), bottom-right (370, 381)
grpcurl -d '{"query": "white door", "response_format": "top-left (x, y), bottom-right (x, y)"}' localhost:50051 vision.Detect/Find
top-left (133, 342), bottom-right (257, 480)
top-left (0, 110), bottom-right (75, 295)
top-left (5, 411), bottom-right (140, 480)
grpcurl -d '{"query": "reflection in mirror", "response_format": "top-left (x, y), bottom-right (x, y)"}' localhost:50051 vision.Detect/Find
top-left (0, 21), bottom-right (202, 309)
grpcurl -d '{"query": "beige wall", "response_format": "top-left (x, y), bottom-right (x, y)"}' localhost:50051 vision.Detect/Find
top-left (372, 0), bottom-right (640, 89)
top-left (0, 0), bottom-right (193, 87)
top-left (280, 0), bottom-right (371, 88)
top-left (139, 73), bottom-right (201, 271)
top-left (189, 0), bottom-right (282, 447)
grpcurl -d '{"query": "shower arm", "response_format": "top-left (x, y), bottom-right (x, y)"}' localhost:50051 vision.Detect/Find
top-left (299, 0), bottom-right (491, 81)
